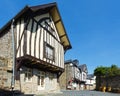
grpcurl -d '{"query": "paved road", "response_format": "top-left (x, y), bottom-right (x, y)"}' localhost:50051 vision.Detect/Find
top-left (44, 90), bottom-right (120, 96)
top-left (3, 90), bottom-right (119, 96)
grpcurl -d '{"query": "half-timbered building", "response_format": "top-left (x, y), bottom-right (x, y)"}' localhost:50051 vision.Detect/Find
top-left (79, 64), bottom-right (88, 90)
top-left (0, 2), bottom-right (71, 94)
top-left (59, 60), bottom-right (88, 90)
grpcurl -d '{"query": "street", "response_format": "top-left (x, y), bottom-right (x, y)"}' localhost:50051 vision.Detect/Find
top-left (43, 90), bottom-right (120, 96)
top-left (1, 90), bottom-right (119, 96)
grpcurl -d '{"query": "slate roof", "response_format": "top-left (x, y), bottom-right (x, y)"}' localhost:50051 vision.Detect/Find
top-left (79, 64), bottom-right (88, 73)
top-left (87, 74), bottom-right (94, 79)
top-left (65, 59), bottom-right (79, 67)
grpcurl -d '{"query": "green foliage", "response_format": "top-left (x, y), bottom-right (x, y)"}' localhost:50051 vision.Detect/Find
top-left (94, 64), bottom-right (120, 76)
top-left (94, 66), bottom-right (108, 76)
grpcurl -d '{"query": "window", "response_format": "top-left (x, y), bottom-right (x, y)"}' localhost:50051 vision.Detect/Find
top-left (49, 73), bottom-right (54, 86)
top-left (38, 76), bottom-right (40, 85)
top-left (83, 74), bottom-right (86, 81)
top-left (49, 73), bottom-right (53, 81)
top-left (44, 42), bottom-right (54, 61)
top-left (41, 75), bottom-right (44, 87)
top-left (44, 21), bottom-right (55, 34)
top-left (37, 71), bottom-right (45, 87)
top-left (25, 68), bottom-right (32, 82)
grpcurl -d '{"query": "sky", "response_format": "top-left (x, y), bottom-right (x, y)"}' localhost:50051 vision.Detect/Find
top-left (0, 0), bottom-right (120, 74)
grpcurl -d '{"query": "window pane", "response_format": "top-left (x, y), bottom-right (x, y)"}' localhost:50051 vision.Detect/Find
top-left (38, 76), bottom-right (40, 85)
top-left (45, 43), bottom-right (54, 60)
top-left (41, 76), bottom-right (44, 87)
top-left (25, 68), bottom-right (32, 82)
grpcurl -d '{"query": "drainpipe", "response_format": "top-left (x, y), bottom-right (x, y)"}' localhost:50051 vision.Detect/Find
top-left (11, 19), bottom-right (15, 91)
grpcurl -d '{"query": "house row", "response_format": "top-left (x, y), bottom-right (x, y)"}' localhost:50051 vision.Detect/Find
top-left (59, 59), bottom-right (88, 90)
top-left (0, 2), bottom-right (72, 94)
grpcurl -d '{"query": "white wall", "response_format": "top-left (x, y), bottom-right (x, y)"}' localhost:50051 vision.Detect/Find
top-left (16, 13), bottom-right (64, 69)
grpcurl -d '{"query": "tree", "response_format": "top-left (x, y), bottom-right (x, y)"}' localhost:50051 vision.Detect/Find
top-left (94, 66), bottom-right (108, 76)
top-left (94, 64), bottom-right (120, 77)
top-left (110, 64), bottom-right (120, 76)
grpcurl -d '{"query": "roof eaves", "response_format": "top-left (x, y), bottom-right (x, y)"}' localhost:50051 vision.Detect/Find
top-left (65, 59), bottom-right (72, 64)
top-left (0, 5), bottom-right (30, 34)
top-left (51, 3), bottom-right (72, 50)
top-left (30, 2), bottom-right (56, 12)
top-left (0, 2), bottom-right (72, 50)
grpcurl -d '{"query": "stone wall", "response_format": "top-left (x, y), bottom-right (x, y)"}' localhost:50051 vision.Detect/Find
top-left (59, 64), bottom-right (73, 90)
top-left (0, 30), bottom-right (13, 59)
top-left (0, 29), bottom-right (13, 89)
top-left (96, 75), bottom-right (120, 90)
top-left (86, 85), bottom-right (96, 90)
top-left (14, 67), bottom-right (59, 94)
top-left (59, 70), bottom-right (66, 90)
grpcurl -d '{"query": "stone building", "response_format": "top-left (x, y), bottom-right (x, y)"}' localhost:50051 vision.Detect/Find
top-left (59, 60), bottom-right (81, 90)
top-left (59, 60), bottom-right (88, 90)
top-left (0, 2), bottom-right (71, 94)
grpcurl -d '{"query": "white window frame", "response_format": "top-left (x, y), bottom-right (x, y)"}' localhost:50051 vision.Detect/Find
top-left (37, 71), bottom-right (45, 87)
top-left (25, 68), bottom-right (32, 82)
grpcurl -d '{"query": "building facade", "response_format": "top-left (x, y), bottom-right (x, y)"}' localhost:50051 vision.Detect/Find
top-left (85, 74), bottom-right (96, 90)
top-left (79, 64), bottom-right (88, 90)
top-left (0, 3), bottom-right (71, 94)
top-left (59, 60), bottom-right (82, 90)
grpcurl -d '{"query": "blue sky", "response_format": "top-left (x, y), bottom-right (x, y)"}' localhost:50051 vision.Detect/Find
top-left (0, 0), bottom-right (120, 74)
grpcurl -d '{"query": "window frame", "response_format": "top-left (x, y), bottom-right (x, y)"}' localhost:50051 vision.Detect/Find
top-left (44, 42), bottom-right (55, 61)
top-left (37, 71), bottom-right (45, 87)
top-left (44, 21), bottom-right (55, 34)
top-left (24, 68), bottom-right (32, 82)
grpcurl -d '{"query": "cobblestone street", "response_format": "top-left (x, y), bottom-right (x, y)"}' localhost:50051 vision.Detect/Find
top-left (42, 90), bottom-right (120, 96)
